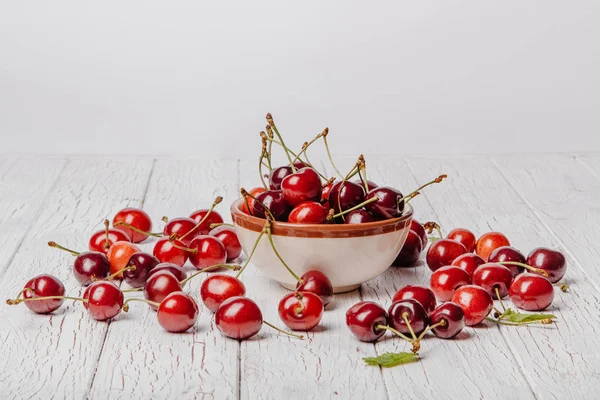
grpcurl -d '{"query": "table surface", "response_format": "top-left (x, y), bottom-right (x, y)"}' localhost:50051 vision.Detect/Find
top-left (1, 154), bottom-right (599, 400)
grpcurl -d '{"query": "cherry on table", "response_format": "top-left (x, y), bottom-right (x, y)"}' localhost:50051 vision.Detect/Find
top-left (269, 166), bottom-right (293, 190)
top-left (296, 270), bottom-right (333, 307)
top-left (281, 167), bottom-right (322, 207)
top-left (189, 235), bottom-right (227, 270)
top-left (156, 291), bottom-right (199, 333)
top-left (288, 201), bottom-right (328, 224)
top-left (364, 186), bottom-right (405, 219)
top-left (428, 302), bottom-right (466, 339)
top-left (344, 209), bottom-right (376, 224)
top-left (251, 190), bottom-right (289, 221)
top-left (200, 274), bottom-right (247, 312)
top-left (451, 253), bottom-right (485, 277)
top-left (209, 225), bottom-right (242, 261)
top-left (17, 274), bottom-right (66, 314)
top-left (153, 237), bottom-right (190, 267)
top-left (190, 209), bottom-right (224, 236)
top-left (163, 217), bottom-right (199, 245)
top-left (345, 301), bottom-right (389, 342)
top-left (430, 266), bottom-right (471, 302)
top-left (488, 246), bottom-right (526, 276)
top-left (148, 263), bottom-right (188, 282)
top-left (113, 207), bottom-right (153, 243)
top-left (426, 239), bottom-right (468, 272)
top-left (392, 285), bottom-right (436, 314)
top-left (124, 252), bottom-right (160, 287)
top-left (451, 285), bottom-right (493, 326)
top-left (83, 280), bottom-right (125, 321)
top-left (447, 228), bottom-right (476, 253)
top-left (526, 247), bottom-right (567, 283)
top-left (143, 271), bottom-right (183, 310)
top-left (89, 227), bottom-right (130, 255)
top-left (328, 181), bottom-right (365, 215)
top-left (107, 241), bottom-right (141, 278)
top-left (47, 241), bottom-right (110, 285)
top-left (472, 263), bottom-right (513, 299)
top-left (476, 232), bottom-right (510, 261)
top-left (509, 273), bottom-right (554, 311)
top-left (392, 230), bottom-right (423, 267)
top-left (215, 296), bottom-right (264, 340)
top-left (388, 299), bottom-right (428, 337)
top-left (278, 292), bottom-right (324, 331)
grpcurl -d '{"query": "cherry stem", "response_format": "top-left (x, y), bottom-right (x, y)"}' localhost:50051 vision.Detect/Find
top-left (122, 287), bottom-right (143, 293)
top-left (376, 324), bottom-right (414, 343)
top-left (210, 222), bottom-right (234, 229)
top-left (178, 196), bottom-right (223, 242)
top-left (399, 175), bottom-right (448, 204)
top-left (416, 319), bottom-right (447, 341)
top-left (402, 312), bottom-right (418, 342)
top-left (103, 266), bottom-right (136, 281)
top-left (293, 292), bottom-right (305, 315)
top-left (236, 226), bottom-right (266, 279)
top-left (47, 241), bottom-right (80, 256)
top-left (329, 195), bottom-right (379, 220)
top-left (241, 188), bottom-right (275, 221)
top-left (266, 221), bottom-right (303, 283)
top-left (497, 261), bottom-right (549, 277)
top-left (179, 264), bottom-right (241, 286)
top-left (423, 222), bottom-right (443, 240)
top-left (266, 113), bottom-right (296, 172)
top-left (322, 130), bottom-right (343, 179)
top-left (14, 287), bottom-right (33, 301)
top-left (104, 219), bottom-right (111, 250)
top-left (171, 241), bottom-right (198, 255)
top-left (485, 316), bottom-right (554, 326)
top-left (495, 287), bottom-right (507, 310)
top-left (122, 297), bottom-right (160, 312)
top-left (113, 222), bottom-right (162, 238)
top-left (162, 216), bottom-right (169, 223)
top-left (6, 295), bottom-right (87, 305)
top-left (554, 282), bottom-right (569, 292)
top-left (263, 135), bottom-right (327, 179)
top-left (263, 320), bottom-right (304, 339)
top-left (258, 138), bottom-right (269, 189)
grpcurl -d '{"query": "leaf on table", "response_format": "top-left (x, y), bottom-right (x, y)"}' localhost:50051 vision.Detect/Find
top-left (500, 308), bottom-right (556, 323)
top-left (363, 352), bottom-right (419, 368)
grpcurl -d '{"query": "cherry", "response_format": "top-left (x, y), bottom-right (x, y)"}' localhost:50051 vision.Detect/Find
top-left (200, 274), bottom-right (247, 312)
top-left (12, 274), bottom-right (66, 314)
top-left (143, 271), bottom-right (183, 310)
top-left (428, 302), bottom-right (466, 339)
top-left (430, 266), bottom-right (471, 302)
top-left (364, 186), bottom-right (405, 219)
top-left (354, 179), bottom-right (378, 192)
top-left (388, 299), bottom-right (428, 337)
top-left (447, 228), bottom-right (476, 253)
top-left (251, 190), bottom-right (289, 221)
top-left (296, 270), bottom-right (333, 307)
top-left (163, 217), bottom-right (199, 245)
top-left (488, 246), bottom-right (526, 276)
top-left (451, 253), bottom-right (485, 277)
top-left (189, 235), bottom-right (227, 270)
top-left (148, 263), bottom-right (187, 282)
top-left (476, 232), bottom-right (510, 261)
top-left (321, 182), bottom-right (334, 206)
top-left (472, 263), bottom-right (513, 299)
top-left (411, 220), bottom-right (428, 248)
top-left (278, 292), bottom-right (324, 331)
top-left (345, 209), bottom-right (376, 224)
top-left (190, 208), bottom-right (224, 236)
top-left (392, 285), bottom-right (436, 315)
top-left (269, 165), bottom-right (293, 190)
top-left (509, 273), bottom-right (554, 311)
top-left (48, 241), bottom-right (110, 285)
top-left (287, 201), bottom-right (328, 224)
top-left (526, 247), bottom-right (567, 283)
top-left (241, 187), bottom-right (266, 215)
top-left (451, 285), bottom-right (493, 326)
top-left (113, 208), bottom-right (152, 243)
top-left (156, 292), bottom-right (199, 333)
top-left (215, 296), bottom-right (263, 340)
top-left (392, 230), bottom-right (423, 266)
top-left (293, 160), bottom-right (308, 170)
top-left (281, 167), bottom-right (322, 207)
top-left (153, 237), bottom-right (190, 267)
top-left (328, 181), bottom-right (365, 215)
top-left (123, 252), bottom-right (160, 287)
top-left (426, 239), bottom-right (468, 272)
top-left (89, 221), bottom-right (131, 254)
top-left (107, 241), bottom-right (141, 278)
top-left (209, 225), bottom-right (242, 261)
top-left (83, 280), bottom-right (125, 321)
top-left (345, 301), bottom-right (389, 342)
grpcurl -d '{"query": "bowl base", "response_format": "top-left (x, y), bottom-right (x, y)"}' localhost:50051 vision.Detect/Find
top-left (279, 282), bottom-right (361, 294)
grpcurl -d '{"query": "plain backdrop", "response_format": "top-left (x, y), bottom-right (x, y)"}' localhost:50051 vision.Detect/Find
top-left (1, 1), bottom-right (599, 157)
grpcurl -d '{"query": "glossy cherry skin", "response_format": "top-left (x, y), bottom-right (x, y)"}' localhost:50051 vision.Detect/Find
top-left (153, 237), bottom-right (189, 267)
top-left (148, 263), bottom-right (187, 282)
top-left (526, 247), bottom-right (567, 283)
top-left (281, 167), bottom-right (322, 207)
top-left (392, 285), bottom-right (436, 315)
top-left (209, 225), bottom-right (242, 261)
top-left (451, 285), bottom-right (493, 326)
top-left (447, 228), bottom-right (476, 253)
top-left (200, 274), bottom-right (247, 312)
top-left (189, 235), bottom-right (227, 270)
top-left (123, 252), bottom-right (160, 287)
top-left (157, 291), bottom-right (199, 333)
top-left (288, 201), bottom-right (328, 224)
top-left (73, 252), bottom-right (110, 286)
top-left (428, 302), bottom-right (466, 339)
top-left (451, 253), bottom-right (485, 277)
top-left (269, 166), bottom-right (293, 190)
top-left (509, 273), bottom-right (554, 311)
top-left (190, 209), bottom-right (224, 235)
top-left (411, 220), bottom-right (428, 248)
top-left (89, 228), bottom-right (130, 255)
top-left (252, 190), bottom-right (289, 221)
top-left (163, 217), bottom-right (199, 245)
top-left (388, 299), bottom-right (428, 336)
top-left (488, 246), bottom-right (526, 276)
top-left (472, 263), bottom-right (513, 299)
top-left (364, 186), bottom-right (405, 219)
top-left (321, 183), bottom-right (333, 208)
top-left (113, 208), bottom-right (152, 243)
top-left (215, 296), bottom-right (263, 340)
top-left (144, 271), bottom-right (183, 311)
top-left (107, 241), bottom-right (141, 278)
top-left (345, 301), bottom-right (389, 342)
top-left (82, 281), bottom-right (124, 321)
top-left (21, 274), bottom-right (66, 314)
top-left (278, 292), bottom-right (324, 331)
top-left (293, 160), bottom-right (308, 169)
top-left (392, 230), bottom-right (423, 266)
top-left (430, 266), bottom-right (472, 302)
top-left (296, 270), bottom-right (334, 307)
top-left (353, 179), bottom-right (379, 192)
top-left (476, 232), bottom-right (510, 261)
top-left (241, 187), bottom-right (266, 215)
top-left (345, 209), bottom-right (376, 224)
top-left (426, 239), bottom-right (468, 272)
top-left (328, 181), bottom-right (365, 214)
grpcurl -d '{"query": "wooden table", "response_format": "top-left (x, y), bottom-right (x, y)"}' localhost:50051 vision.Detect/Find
top-left (1, 154), bottom-right (598, 400)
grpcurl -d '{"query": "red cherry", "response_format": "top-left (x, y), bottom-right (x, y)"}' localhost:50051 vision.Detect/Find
top-left (392, 230), bottom-right (423, 267)
top-left (410, 220), bottom-right (428, 248)
top-left (451, 285), bottom-right (493, 326)
top-left (20, 274), bottom-right (66, 314)
top-left (328, 181), bottom-right (365, 214)
top-left (278, 292), bottom-right (324, 331)
top-left (189, 209), bottom-right (224, 235)
top-left (488, 246), bottom-right (526, 276)
top-left (123, 252), bottom-right (160, 287)
top-left (353, 179), bottom-right (379, 192)
top-left (426, 239), bottom-right (468, 272)
top-left (364, 186), bottom-right (405, 219)
top-left (215, 296), bottom-right (263, 340)
top-left (113, 208), bottom-right (153, 243)
top-left (451, 253), bottom-right (485, 277)
top-left (73, 252), bottom-right (110, 286)
top-left (392, 285), bottom-right (436, 314)
top-left (430, 266), bottom-right (471, 302)
top-left (345, 301), bottom-right (389, 342)
top-left (107, 241), bottom-right (141, 278)
top-left (153, 237), bottom-right (189, 267)
top-left (189, 235), bottom-right (227, 270)
top-left (148, 263), bottom-right (188, 282)
top-left (509, 273), bottom-right (554, 311)
top-left (281, 167), bottom-right (322, 207)
top-left (321, 183), bottom-right (333, 205)
top-left (344, 209), bottom-right (376, 224)
top-left (143, 271), bottom-right (183, 310)
top-left (447, 228), bottom-right (476, 253)
top-left (269, 166), bottom-right (293, 190)
top-left (428, 302), bottom-right (465, 339)
top-left (241, 187), bottom-right (266, 215)
top-left (83, 281), bottom-right (124, 321)
top-left (200, 274), bottom-right (246, 312)
top-left (163, 217), bottom-right (199, 245)
top-left (526, 247), bottom-right (567, 283)
top-left (476, 232), bottom-right (510, 261)
top-left (472, 263), bottom-right (513, 299)
top-left (252, 190), bottom-right (289, 221)
top-left (287, 201), bottom-right (328, 224)
top-left (388, 299), bottom-right (428, 336)
top-left (89, 228), bottom-right (130, 255)
top-left (209, 225), bottom-right (242, 261)
top-left (156, 291), bottom-right (199, 333)
top-left (296, 270), bottom-right (333, 307)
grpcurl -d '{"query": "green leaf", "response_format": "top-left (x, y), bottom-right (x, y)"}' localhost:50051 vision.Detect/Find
top-left (428, 235), bottom-right (440, 243)
top-left (363, 352), bottom-right (419, 368)
top-left (500, 308), bottom-right (556, 323)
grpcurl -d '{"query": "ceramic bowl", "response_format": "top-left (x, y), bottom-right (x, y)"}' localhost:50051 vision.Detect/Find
top-left (230, 199), bottom-right (414, 293)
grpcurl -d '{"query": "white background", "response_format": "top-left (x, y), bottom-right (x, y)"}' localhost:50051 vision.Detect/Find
top-left (1, 1), bottom-right (599, 157)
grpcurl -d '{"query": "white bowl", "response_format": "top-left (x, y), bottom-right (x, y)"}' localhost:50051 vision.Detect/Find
top-left (230, 199), bottom-right (414, 293)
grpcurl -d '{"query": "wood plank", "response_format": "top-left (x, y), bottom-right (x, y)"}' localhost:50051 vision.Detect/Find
top-left (0, 158), bottom-right (153, 399)
top-left (410, 155), bottom-right (600, 399)
top-left (89, 158), bottom-right (240, 399)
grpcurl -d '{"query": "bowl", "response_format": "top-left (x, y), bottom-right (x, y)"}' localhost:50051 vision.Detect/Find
top-left (230, 199), bottom-right (414, 293)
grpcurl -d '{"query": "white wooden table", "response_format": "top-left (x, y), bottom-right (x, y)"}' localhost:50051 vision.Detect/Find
top-left (1, 154), bottom-right (599, 400)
